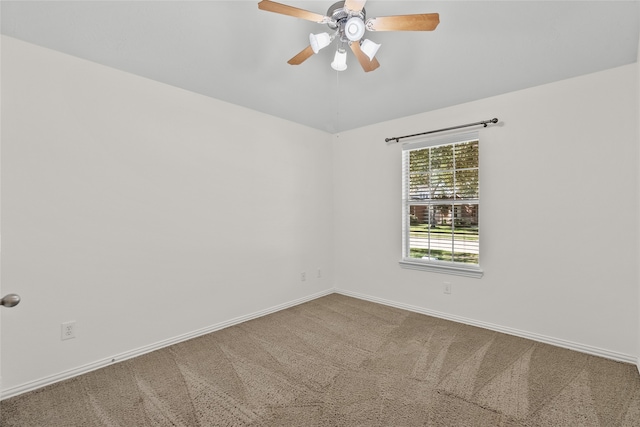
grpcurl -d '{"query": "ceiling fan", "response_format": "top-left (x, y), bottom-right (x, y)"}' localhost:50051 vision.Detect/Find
top-left (258, 0), bottom-right (440, 72)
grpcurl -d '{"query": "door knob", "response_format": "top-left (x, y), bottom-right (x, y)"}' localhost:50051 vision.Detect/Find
top-left (0, 293), bottom-right (21, 308)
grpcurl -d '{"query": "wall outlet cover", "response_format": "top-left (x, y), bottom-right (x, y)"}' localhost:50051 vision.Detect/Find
top-left (61, 321), bottom-right (76, 340)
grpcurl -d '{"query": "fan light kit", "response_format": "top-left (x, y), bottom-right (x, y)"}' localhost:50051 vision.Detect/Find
top-left (258, 0), bottom-right (440, 72)
top-left (331, 48), bottom-right (348, 71)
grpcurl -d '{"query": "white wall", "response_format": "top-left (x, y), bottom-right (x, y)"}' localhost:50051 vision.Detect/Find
top-left (333, 64), bottom-right (639, 361)
top-left (0, 36), bottom-right (334, 393)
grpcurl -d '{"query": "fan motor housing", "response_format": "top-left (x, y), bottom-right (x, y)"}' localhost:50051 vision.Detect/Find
top-left (326, 1), bottom-right (366, 42)
top-left (326, 1), bottom-right (365, 28)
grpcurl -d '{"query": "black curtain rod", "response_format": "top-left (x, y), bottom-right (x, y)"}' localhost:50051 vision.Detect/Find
top-left (385, 118), bottom-right (499, 143)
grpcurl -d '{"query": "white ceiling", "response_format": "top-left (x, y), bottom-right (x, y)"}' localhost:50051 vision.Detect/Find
top-left (1, 1), bottom-right (638, 133)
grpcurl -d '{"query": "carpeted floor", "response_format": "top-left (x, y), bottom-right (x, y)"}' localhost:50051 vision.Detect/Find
top-left (2, 293), bottom-right (639, 426)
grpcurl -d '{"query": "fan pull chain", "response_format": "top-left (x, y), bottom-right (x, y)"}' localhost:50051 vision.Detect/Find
top-left (335, 69), bottom-right (340, 134)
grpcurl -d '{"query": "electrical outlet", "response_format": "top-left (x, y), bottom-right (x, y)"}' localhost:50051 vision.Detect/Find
top-left (61, 321), bottom-right (76, 340)
top-left (443, 282), bottom-right (452, 295)
top-left (301, 272), bottom-right (306, 282)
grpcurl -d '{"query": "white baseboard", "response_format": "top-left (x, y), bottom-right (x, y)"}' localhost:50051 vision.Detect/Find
top-left (1, 288), bottom-right (334, 400)
top-left (3, 287), bottom-right (636, 400)
top-left (335, 288), bottom-right (638, 366)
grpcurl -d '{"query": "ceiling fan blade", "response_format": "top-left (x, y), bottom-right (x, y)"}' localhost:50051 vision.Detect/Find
top-left (288, 45), bottom-right (315, 65)
top-left (350, 42), bottom-right (380, 73)
top-left (367, 13), bottom-right (440, 31)
top-left (344, 0), bottom-right (367, 13)
top-left (258, 0), bottom-right (327, 23)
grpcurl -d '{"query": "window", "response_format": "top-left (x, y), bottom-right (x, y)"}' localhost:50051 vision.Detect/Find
top-left (400, 132), bottom-right (483, 278)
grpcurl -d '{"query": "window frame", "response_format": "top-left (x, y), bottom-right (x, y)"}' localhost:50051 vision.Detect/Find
top-left (399, 132), bottom-right (484, 278)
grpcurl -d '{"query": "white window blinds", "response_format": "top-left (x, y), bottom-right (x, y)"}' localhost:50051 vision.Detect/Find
top-left (400, 132), bottom-right (483, 278)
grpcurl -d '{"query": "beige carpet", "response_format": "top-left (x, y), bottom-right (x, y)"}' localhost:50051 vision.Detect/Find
top-left (2, 293), bottom-right (639, 426)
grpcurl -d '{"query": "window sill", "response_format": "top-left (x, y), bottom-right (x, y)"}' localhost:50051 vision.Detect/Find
top-left (399, 259), bottom-right (484, 278)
